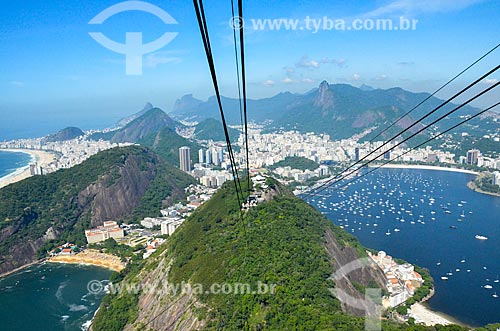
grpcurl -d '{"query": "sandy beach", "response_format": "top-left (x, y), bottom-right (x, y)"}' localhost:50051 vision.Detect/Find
top-left (371, 163), bottom-right (479, 175)
top-left (0, 149), bottom-right (57, 189)
top-left (47, 249), bottom-right (126, 272)
top-left (408, 303), bottom-right (458, 326)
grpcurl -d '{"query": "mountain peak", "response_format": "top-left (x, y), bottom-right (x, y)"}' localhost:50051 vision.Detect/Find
top-left (142, 102), bottom-right (154, 112)
top-left (173, 94), bottom-right (203, 113)
top-left (116, 103), bottom-right (155, 128)
top-left (360, 84), bottom-right (375, 91)
top-left (109, 107), bottom-right (178, 143)
top-left (319, 80), bottom-right (329, 89)
top-left (44, 127), bottom-right (84, 142)
top-left (314, 80), bottom-right (335, 109)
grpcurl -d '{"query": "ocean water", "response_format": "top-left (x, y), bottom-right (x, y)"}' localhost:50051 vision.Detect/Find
top-left (0, 151), bottom-right (32, 179)
top-left (0, 263), bottom-right (111, 331)
top-left (308, 168), bottom-right (500, 326)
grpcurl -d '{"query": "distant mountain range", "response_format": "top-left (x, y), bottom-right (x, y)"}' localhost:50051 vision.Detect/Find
top-left (170, 81), bottom-right (498, 140)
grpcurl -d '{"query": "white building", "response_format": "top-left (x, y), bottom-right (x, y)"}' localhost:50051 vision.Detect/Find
top-left (492, 171), bottom-right (500, 186)
top-left (161, 218), bottom-right (183, 236)
top-left (85, 221), bottom-right (124, 244)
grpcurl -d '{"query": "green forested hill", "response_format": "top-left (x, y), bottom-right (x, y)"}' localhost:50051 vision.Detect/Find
top-left (194, 118), bottom-right (240, 142)
top-left (91, 179), bottom-right (473, 331)
top-left (139, 127), bottom-right (201, 165)
top-left (90, 108), bottom-right (180, 143)
top-left (0, 146), bottom-right (195, 274)
top-left (269, 156), bottom-right (319, 171)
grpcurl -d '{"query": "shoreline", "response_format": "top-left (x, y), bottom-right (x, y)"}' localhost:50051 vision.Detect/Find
top-left (369, 163), bottom-right (479, 175)
top-left (467, 180), bottom-right (500, 197)
top-left (408, 302), bottom-right (465, 327)
top-left (299, 163), bottom-right (479, 196)
top-left (0, 148), bottom-right (57, 189)
top-left (0, 258), bottom-right (46, 280)
top-left (46, 249), bottom-right (126, 273)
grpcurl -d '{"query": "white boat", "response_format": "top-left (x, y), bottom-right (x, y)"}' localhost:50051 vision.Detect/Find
top-left (484, 285), bottom-right (493, 289)
top-left (394, 228), bottom-right (400, 232)
top-left (493, 292), bottom-right (499, 298)
top-left (475, 235), bottom-right (488, 240)
top-left (441, 276), bottom-right (449, 280)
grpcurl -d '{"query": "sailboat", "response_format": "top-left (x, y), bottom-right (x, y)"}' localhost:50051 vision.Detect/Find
top-left (493, 292), bottom-right (499, 298)
top-left (385, 229), bottom-right (391, 235)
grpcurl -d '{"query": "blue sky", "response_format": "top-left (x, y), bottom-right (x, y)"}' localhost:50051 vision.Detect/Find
top-left (0, 0), bottom-right (499, 139)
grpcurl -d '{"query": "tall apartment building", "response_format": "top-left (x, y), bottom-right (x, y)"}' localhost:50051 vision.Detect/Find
top-left (179, 146), bottom-right (191, 172)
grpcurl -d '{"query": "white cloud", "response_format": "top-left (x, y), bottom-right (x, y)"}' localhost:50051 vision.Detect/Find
top-left (375, 74), bottom-right (388, 81)
top-left (9, 81), bottom-right (24, 87)
top-left (144, 52), bottom-right (182, 68)
top-left (397, 61), bottom-right (415, 66)
top-left (352, 73), bottom-right (361, 81)
top-left (320, 57), bottom-right (347, 67)
top-left (296, 55), bottom-right (320, 69)
top-left (295, 55), bottom-right (346, 70)
top-left (483, 78), bottom-right (498, 85)
top-left (302, 78), bottom-right (314, 83)
top-left (263, 79), bottom-right (276, 86)
top-left (361, 0), bottom-right (484, 18)
top-left (283, 66), bottom-right (295, 74)
top-left (282, 77), bottom-right (297, 84)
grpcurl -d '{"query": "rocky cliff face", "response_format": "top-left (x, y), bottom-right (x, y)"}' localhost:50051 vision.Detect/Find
top-left (314, 80), bottom-right (335, 110)
top-left (324, 228), bottom-right (387, 316)
top-left (122, 254), bottom-right (205, 331)
top-left (79, 154), bottom-right (157, 227)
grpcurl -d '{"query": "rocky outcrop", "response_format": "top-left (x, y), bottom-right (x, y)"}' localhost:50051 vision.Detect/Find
top-left (324, 228), bottom-right (387, 316)
top-left (314, 80), bottom-right (335, 110)
top-left (123, 254), bottom-right (205, 331)
top-left (78, 154), bottom-right (157, 227)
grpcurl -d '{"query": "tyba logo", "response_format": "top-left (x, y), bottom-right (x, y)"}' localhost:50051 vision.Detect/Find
top-left (89, 1), bottom-right (178, 75)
